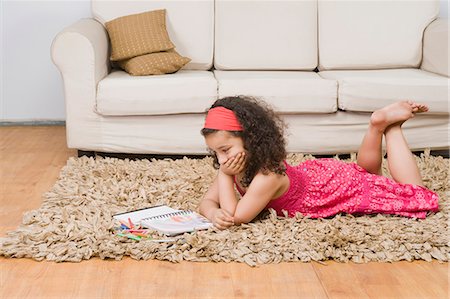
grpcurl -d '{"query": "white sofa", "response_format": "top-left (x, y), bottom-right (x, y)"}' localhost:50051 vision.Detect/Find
top-left (51, 0), bottom-right (449, 155)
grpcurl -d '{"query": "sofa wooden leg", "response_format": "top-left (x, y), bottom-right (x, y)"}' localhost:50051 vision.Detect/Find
top-left (77, 150), bottom-right (96, 158)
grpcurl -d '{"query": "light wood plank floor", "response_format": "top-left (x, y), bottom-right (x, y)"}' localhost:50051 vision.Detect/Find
top-left (1, 126), bottom-right (448, 299)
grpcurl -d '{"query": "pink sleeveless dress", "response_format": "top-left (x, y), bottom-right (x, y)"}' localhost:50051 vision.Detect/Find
top-left (235, 159), bottom-right (439, 219)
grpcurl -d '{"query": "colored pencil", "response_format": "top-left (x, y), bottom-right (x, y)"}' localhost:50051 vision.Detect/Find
top-left (128, 217), bottom-right (134, 229)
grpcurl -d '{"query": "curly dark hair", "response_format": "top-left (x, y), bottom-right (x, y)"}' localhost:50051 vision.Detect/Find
top-left (201, 96), bottom-right (287, 187)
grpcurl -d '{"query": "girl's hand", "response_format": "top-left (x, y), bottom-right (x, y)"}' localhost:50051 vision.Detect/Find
top-left (220, 152), bottom-right (246, 176)
top-left (211, 209), bottom-right (234, 230)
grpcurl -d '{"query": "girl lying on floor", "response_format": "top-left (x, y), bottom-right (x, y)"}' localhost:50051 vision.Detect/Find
top-left (198, 96), bottom-right (439, 229)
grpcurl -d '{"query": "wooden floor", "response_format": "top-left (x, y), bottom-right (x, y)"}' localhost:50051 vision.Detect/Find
top-left (0, 126), bottom-right (448, 299)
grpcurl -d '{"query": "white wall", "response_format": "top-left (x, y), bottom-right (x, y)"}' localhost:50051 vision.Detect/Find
top-left (1, 0), bottom-right (91, 122)
top-left (0, 0), bottom-right (449, 122)
top-left (442, 0), bottom-right (449, 18)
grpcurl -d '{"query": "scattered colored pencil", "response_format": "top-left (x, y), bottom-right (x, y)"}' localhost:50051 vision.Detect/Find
top-left (114, 220), bottom-right (176, 242)
top-left (119, 220), bottom-right (129, 228)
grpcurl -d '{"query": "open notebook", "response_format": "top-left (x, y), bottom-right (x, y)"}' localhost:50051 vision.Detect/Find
top-left (113, 205), bottom-right (212, 236)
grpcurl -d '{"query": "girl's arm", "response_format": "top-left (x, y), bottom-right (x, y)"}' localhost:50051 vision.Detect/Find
top-left (217, 152), bottom-right (286, 225)
top-left (217, 169), bottom-right (239, 216)
top-left (216, 152), bottom-right (246, 216)
top-left (199, 175), bottom-right (234, 229)
top-left (221, 172), bottom-right (285, 225)
top-left (199, 176), bottom-right (220, 220)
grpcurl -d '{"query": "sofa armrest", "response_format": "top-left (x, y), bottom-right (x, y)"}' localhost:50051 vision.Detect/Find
top-left (51, 18), bottom-right (110, 85)
top-left (421, 18), bottom-right (449, 77)
top-left (51, 18), bottom-right (110, 149)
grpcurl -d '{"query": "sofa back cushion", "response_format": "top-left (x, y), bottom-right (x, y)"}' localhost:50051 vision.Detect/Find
top-left (92, 0), bottom-right (214, 70)
top-left (214, 0), bottom-right (318, 70)
top-left (318, 0), bottom-right (439, 71)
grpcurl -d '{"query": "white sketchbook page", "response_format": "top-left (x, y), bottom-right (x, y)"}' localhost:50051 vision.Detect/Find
top-left (142, 212), bottom-right (212, 236)
top-left (113, 205), bottom-right (180, 224)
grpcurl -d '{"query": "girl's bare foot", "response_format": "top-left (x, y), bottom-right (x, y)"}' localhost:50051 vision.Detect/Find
top-left (411, 102), bottom-right (429, 113)
top-left (370, 100), bottom-right (428, 132)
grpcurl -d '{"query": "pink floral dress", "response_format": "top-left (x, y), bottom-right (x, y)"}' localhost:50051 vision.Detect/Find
top-left (235, 159), bottom-right (439, 219)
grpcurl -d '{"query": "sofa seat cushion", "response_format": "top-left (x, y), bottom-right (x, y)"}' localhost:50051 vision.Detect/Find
top-left (96, 70), bottom-right (217, 116)
top-left (319, 69), bottom-right (449, 114)
top-left (214, 71), bottom-right (337, 113)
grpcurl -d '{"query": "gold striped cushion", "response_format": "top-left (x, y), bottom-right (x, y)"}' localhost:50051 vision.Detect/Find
top-left (106, 9), bottom-right (175, 61)
top-left (118, 50), bottom-right (191, 76)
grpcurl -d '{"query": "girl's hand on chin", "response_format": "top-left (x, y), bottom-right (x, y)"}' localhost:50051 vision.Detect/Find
top-left (220, 152), bottom-right (246, 176)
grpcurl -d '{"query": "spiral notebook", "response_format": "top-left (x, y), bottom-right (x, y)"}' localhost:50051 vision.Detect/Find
top-left (113, 205), bottom-right (179, 224)
top-left (141, 210), bottom-right (213, 236)
top-left (113, 205), bottom-right (212, 236)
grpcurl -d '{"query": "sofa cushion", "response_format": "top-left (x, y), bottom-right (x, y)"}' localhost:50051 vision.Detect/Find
top-left (214, 0), bottom-right (317, 70)
top-left (318, 0), bottom-right (439, 70)
top-left (92, 0), bottom-right (214, 70)
top-left (106, 9), bottom-right (174, 61)
top-left (421, 18), bottom-right (450, 78)
top-left (214, 71), bottom-right (337, 113)
top-left (319, 69), bottom-right (449, 114)
top-left (118, 50), bottom-right (191, 76)
top-left (96, 70), bottom-right (217, 116)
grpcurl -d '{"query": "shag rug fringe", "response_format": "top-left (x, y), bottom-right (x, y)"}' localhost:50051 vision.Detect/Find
top-left (1, 151), bottom-right (448, 266)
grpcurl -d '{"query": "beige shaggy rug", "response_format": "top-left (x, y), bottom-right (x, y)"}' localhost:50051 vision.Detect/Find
top-left (1, 151), bottom-right (448, 266)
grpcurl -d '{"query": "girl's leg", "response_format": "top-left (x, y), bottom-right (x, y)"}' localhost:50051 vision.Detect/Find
top-left (356, 120), bottom-right (384, 175)
top-left (357, 101), bottom-right (428, 177)
top-left (385, 124), bottom-right (424, 186)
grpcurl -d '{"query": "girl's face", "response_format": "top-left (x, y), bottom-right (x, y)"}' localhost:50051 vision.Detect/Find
top-left (204, 131), bottom-right (246, 165)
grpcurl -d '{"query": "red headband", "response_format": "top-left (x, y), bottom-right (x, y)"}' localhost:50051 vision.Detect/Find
top-left (203, 107), bottom-right (243, 131)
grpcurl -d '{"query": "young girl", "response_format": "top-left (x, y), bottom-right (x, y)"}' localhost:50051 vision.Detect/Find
top-left (199, 96), bottom-right (439, 229)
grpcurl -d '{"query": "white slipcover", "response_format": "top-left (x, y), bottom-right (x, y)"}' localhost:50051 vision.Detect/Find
top-left (51, 1), bottom-right (449, 154)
